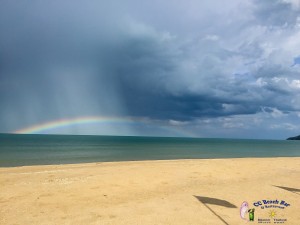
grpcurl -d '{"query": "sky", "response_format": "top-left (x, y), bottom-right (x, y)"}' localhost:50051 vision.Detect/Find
top-left (1, 0), bottom-right (300, 139)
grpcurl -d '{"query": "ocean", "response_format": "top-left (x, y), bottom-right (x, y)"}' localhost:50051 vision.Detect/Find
top-left (0, 133), bottom-right (300, 167)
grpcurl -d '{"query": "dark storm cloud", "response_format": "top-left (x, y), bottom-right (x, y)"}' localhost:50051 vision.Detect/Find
top-left (0, 0), bottom-right (130, 131)
top-left (1, 0), bottom-right (300, 138)
top-left (95, 34), bottom-right (266, 120)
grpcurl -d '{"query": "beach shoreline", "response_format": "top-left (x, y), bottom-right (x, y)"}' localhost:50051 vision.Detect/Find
top-left (1, 157), bottom-right (299, 224)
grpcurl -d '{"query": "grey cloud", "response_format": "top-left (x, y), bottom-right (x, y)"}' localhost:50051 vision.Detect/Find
top-left (293, 56), bottom-right (300, 65)
top-left (253, 0), bottom-right (300, 27)
top-left (1, 0), bottom-right (300, 138)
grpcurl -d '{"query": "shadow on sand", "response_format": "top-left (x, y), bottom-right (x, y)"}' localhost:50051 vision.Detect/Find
top-left (273, 185), bottom-right (300, 195)
top-left (194, 196), bottom-right (237, 225)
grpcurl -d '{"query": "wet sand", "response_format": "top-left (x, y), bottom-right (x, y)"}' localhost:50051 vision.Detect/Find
top-left (0, 157), bottom-right (299, 225)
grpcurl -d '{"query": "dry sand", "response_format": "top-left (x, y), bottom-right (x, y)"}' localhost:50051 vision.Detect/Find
top-left (0, 157), bottom-right (299, 225)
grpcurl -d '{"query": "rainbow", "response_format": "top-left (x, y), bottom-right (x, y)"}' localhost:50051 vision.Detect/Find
top-left (14, 116), bottom-right (194, 137)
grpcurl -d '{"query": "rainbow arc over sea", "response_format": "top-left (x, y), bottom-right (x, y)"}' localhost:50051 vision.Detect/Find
top-left (14, 116), bottom-right (193, 137)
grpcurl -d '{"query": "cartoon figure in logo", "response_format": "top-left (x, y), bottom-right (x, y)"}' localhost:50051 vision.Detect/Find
top-left (240, 201), bottom-right (249, 220)
top-left (248, 208), bottom-right (255, 221)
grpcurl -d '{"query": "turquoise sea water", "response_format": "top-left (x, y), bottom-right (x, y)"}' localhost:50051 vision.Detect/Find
top-left (0, 134), bottom-right (300, 167)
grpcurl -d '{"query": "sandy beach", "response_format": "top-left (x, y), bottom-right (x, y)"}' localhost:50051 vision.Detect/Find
top-left (0, 157), bottom-right (299, 225)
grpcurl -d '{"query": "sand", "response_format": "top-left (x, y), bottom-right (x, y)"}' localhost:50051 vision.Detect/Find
top-left (0, 157), bottom-right (299, 225)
